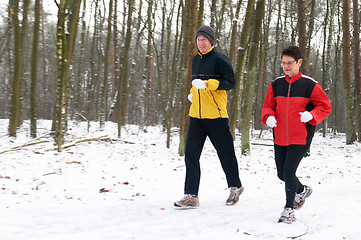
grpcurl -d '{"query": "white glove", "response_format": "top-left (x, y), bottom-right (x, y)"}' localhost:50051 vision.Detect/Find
top-left (299, 111), bottom-right (313, 123)
top-left (192, 79), bottom-right (206, 89)
top-left (266, 116), bottom-right (277, 128)
top-left (187, 93), bottom-right (192, 102)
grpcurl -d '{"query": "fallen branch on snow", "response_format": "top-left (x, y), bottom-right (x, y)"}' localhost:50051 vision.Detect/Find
top-left (0, 140), bottom-right (50, 154)
top-left (45, 135), bottom-right (135, 151)
top-left (251, 142), bottom-right (274, 146)
top-left (1, 134), bottom-right (135, 154)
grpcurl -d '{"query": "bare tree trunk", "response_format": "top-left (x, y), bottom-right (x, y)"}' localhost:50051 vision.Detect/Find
top-left (54, 0), bottom-right (67, 150)
top-left (214, 0), bottom-right (227, 44)
top-left (54, 0), bottom-right (82, 151)
top-left (333, 7), bottom-right (342, 134)
top-left (321, 0), bottom-right (330, 137)
top-left (229, 0), bottom-right (255, 139)
top-left (228, 0), bottom-right (242, 66)
top-left (353, 0), bottom-right (361, 141)
top-left (178, 0), bottom-right (197, 156)
top-left (125, 0), bottom-right (145, 125)
top-left (306, 0), bottom-right (315, 66)
top-left (152, 0), bottom-right (180, 147)
top-left (40, 0), bottom-right (49, 119)
top-left (240, 0), bottom-right (265, 155)
top-left (271, 0), bottom-right (282, 79)
top-left (75, 0), bottom-right (87, 121)
top-left (8, 0), bottom-right (30, 137)
top-left (210, 0), bottom-right (216, 29)
top-left (342, 0), bottom-right (357, 144)
top-left (117, 0), bottom-right (134, 137)
top-left (289, 0), bottom-right (297, 44)
top-left (165, 1), bottom-right (183, 148)
top-left (141, 0), bottom-right (154, 128)
top-left (86, 0), bottom-right (101, 129)
top-left (110, 0), bottom-right (119, 113)
top-left (327, 0), bottom-right (337, 134)
top-left (198, 0), bottom-right (204, 27)
top-left (254, 0), bottom-right (271, 130)
top-left (30, 0), bottom-right (41, 138)
top-left (100, 0), bottom-right (113, 129)
top-left (297, 0), bottom-right (308, 75)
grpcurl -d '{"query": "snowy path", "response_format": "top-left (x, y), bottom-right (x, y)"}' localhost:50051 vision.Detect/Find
top-left (0, 120), bottom-right (360, 239)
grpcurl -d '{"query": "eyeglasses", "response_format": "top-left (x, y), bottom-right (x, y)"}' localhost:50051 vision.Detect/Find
top-left (197, 38), bottom-right (208, 42)
top-left (281, 60), bottom-right (297, 66)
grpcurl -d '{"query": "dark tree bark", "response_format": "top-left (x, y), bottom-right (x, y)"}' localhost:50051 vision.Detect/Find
top-left (297, 0), bottom-right (308, 75)
top-left (8, 0), bottom-right (30, 137)
top-left (240, 0), bottom-right (265, 154)
top-left (178, 0), bottom-right (197, 156)
top-left (30, 0), bottom-right (41, 138)
top-left (229, 0), bottom-right (255, 139)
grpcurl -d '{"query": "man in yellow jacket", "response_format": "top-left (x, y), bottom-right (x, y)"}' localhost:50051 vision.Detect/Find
top-left (174, 26), bottom-right (244, 208)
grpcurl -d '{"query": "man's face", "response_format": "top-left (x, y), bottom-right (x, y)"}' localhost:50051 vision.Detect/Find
top-left (196, 35), bottom-right (212, 53)
top-left (281, 55), bottom-right (302, 77)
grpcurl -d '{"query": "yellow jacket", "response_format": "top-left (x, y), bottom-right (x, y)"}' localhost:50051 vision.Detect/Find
top-left (188, 47), bottom-right (235, 119)
top-left (189, 81), bottom-right (229, 119)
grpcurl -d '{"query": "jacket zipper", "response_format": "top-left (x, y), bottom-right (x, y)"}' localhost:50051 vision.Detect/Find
top-left (198, 55), bottom-right (203, 119)
top-left (210, 91), bottom-right (222, 117)
top-left (286, 78), bottom-right (292, 145)
top-left (198, 89), bottom-right (202, 118)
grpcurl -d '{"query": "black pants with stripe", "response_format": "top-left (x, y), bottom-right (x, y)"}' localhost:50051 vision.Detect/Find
top-left (184, 117), bottom-right (242, 195)
top-left (274, 144), bottom-right (310, 208)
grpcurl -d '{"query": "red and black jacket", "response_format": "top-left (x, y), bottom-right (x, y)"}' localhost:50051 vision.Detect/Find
top-left (261, 72), bottom-right (332, 146)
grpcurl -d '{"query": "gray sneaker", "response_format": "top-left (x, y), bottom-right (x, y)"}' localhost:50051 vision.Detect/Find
top-left (294, 185), bottom-right (313, 210)
top-left (278, 207), bottom-right (296, 224)
top-left (174, 194), bottom-right (199, 208)
top-left (226, 186), bottom-right (244, 206)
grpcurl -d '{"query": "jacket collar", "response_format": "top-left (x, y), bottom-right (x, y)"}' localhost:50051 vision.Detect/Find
top-left (198, 46), bottom-right (214, 57)
top-left (285, 71), bottom-right (302, 83)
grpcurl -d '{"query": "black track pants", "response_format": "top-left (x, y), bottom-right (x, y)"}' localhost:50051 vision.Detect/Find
top-left (274, 144), bottom-right (310, 208)
top-left (184, 117), bottom-right (242, 195)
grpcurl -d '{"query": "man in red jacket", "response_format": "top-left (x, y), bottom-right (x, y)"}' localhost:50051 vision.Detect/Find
top-left (261, 46), bottom-right (331, 224)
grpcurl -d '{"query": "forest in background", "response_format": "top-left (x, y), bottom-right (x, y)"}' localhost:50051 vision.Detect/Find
top-left (0, 0), bottom-right (360, 153)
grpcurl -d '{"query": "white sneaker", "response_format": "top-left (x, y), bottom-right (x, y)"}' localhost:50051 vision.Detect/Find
top-left (226, 186), bottom-right (244, 206)
top-left (278, 207), bottom-right (296, 224)
top-left (294, 185), bottom-right (313, 210)
top-left (174, 194), bottom-right (199, 208)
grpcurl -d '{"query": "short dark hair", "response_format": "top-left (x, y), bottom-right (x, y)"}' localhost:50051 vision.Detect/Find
top-left (281, 46), bottom-right (302, 61)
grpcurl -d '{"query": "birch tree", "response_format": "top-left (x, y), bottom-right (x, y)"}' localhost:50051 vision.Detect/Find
top-left (54, 0), bottom-right (82, 151)
top-left (321, 0), bottom-right (336, 137)
top-left (342, 0), bottom-right (357, 144)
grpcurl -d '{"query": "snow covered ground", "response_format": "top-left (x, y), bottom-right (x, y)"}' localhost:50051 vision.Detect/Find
top-left (0, 119), bottom-right (360, 240)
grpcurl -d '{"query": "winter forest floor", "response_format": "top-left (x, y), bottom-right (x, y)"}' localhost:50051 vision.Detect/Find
top-left (0, 119), bottom-right (360, 240)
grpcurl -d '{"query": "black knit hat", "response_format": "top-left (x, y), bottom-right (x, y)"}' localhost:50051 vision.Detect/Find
top-left (195, 25), bottom-right (215, 45)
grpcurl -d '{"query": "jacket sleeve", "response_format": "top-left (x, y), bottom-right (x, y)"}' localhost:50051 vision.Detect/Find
top-left (308, 83), bottom-right (332, 125)
top-left (215, 54), bottom-right (235, 91)
top-left (261, 83), bottom-right (276, 125)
